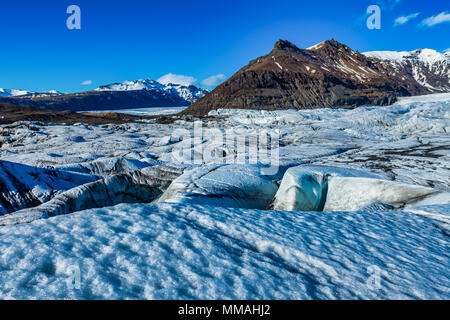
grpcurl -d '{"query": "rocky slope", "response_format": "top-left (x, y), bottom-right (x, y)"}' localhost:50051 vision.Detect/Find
top-left (182, 39), bottom-right (437, 116)
top-left (0, 79), bottom-right (208, 112)
top-left (0, 103), bottom-right (157, 125)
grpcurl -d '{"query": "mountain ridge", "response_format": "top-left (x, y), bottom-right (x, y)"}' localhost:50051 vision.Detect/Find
top-left (182, 39), bottom-right (446, 116)
top-left (363, 49), bottom-right (450, 91)
top-left (0, 80), bottom-right (208, 112)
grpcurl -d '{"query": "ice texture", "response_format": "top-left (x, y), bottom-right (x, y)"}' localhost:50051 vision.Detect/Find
top-left (0, 93), bottom-right (448, 299)
top-left (0, 202), bottom-right (448, 299)
top-left (158, 164), bottom-right (280, 209)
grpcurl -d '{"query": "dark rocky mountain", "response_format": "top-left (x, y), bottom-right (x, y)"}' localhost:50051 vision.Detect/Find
top-left (182, 39), bottom-right (440, 116)
top-left (0, 80), bottom-right (208, 112)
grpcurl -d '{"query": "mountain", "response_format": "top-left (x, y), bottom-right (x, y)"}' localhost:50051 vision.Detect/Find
top-left (0, 80), bottom-right (208, 112)
top-left (0, 88), bottom-right (62, 98)
top-left (363, 49), bottom-right (450, 91)
top-left (0, 88), bottom-right (33, 97)
top-left (96, 79), bottom-right (207, 104)
top-left (182, 39), bottom-right (441, 116)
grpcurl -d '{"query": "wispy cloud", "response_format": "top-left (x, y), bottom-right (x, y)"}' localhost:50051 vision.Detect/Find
top-left (81, 80), bottom-right (92, 85)
top-left (394, 12), bottom-right (420, 26)
top-left (378, 0), bottom-right (402, 11)
top-left (157, 73), bottom-right (197, 86)
top-left (420, 11), bottom-right (450, 27)
top-left (201, 74), bottom-right (226, 88)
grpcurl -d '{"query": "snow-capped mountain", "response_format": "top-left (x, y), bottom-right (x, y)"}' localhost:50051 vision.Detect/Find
top-left (0, 88), bottom-right (62, 98)
top-left (0, 80), bottom-right (207, 112)
top-left (0, 88), bottom-right (33, 97)
top-left (184, 39), bottom-right (431, 116)
top-left (363, 49), bottom-right (450, 91)
top-left (96, 79), bottom-right (163, 92)
top-left (96, 79), bottom-right (208, 104)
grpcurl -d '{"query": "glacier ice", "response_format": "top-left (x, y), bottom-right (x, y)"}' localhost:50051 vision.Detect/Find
top-left (0, 164), bottom-right (185, 226)
top-left (272, 166), bottom-right (379, 211)
top-left (0, 160), bottom-right (98, 215)
top-left (272, 165), bottom-right (442, 212)
top-left (0, 202), bottom-right (448, 299)
top-left (0, 93), bottom-right (448, 300)
top-left (324, 176), bottom-right (438, 211)
top-left (158, 164), bottom-right (281, 209)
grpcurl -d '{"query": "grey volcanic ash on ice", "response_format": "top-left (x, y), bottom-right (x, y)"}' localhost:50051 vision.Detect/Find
top-left (183, 39), bottom-right (449, 115)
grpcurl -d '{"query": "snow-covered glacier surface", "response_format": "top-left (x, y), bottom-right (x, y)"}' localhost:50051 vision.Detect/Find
top-left (0, 203), bottom-right (448, 300)
top-left (0, 93), bottom-right (449, 299)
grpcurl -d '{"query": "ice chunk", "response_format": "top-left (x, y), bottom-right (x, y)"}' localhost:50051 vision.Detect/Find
top-left (324, 177), bottom-right (436, 211)
top-left (270, 168), bottom-right (327, 211)
top-left (158, 164), bottom-right (280, 209)
top-left (272, 166), bottom-right (379, 211)
top-left (273, 166), bottom-right (438, 212)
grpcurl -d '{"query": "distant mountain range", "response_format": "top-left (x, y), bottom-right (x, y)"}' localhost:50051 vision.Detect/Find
top-left (0, 80), bottom-right (208, 111)
top-left (0, 88), bottom-right (62, 98)
top-left (2, 40), bottom-right (449, 115)
top-left (182, 39), bottom-right (449, 116)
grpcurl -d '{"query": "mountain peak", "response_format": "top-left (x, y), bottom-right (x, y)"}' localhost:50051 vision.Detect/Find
top-left (95, 78), bottom-right (208, 104)
top-left (273, 40), bottom-right (300, 51)
top-left (308, 39), bottom-right (352, 52)
top-left (183, 39), bottom-right (436, 116)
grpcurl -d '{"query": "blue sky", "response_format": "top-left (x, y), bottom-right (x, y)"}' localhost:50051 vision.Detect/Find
top-left (0, 0), bottom-right (448, 93)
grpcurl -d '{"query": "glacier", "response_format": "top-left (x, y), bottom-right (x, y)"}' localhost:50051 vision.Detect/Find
top-left (0, 203), bottom-right (448, 299)
top-left (0, 93), bottom-right (448, 299)
top-left (271, 165), bottom-right (444, 212)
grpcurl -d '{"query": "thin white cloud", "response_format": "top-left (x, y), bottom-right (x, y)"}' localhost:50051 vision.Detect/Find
top-left (444, 48), bottom-right (450, 54)
top-left (420, 11), bottom-right (450, 27)
top-left (394, 12), bottom-right (420, 26)
top-left (378, 0), bottom-right (402, 11)
top-left (81, 80), bottom-right (92, 85)
top-left (201, 74), bottom-right (226, 88)
top-left (157, 73), bottom-right (197, 86)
